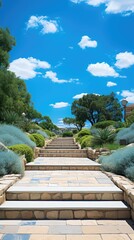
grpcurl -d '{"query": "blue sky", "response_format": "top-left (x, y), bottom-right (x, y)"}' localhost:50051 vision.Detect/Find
top-left (1, 0), bottom-right (134, 127)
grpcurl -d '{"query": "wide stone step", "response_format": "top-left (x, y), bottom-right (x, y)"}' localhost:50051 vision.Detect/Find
top-left (0, 201), bottom-right (130, 220)
top-left (26, 157), bottom-right (100, 170)
top-left (6, 186), bottom-right (123, 201)
top-left (39, 149), bottom-right (87, 157)
top-left (40, 149), bottom-right (85, 153)
top-left (45, 145), bottom-right (79, 149)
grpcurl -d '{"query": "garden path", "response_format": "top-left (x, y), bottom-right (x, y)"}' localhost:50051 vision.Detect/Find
top-left (0, 137), bottom-right (133, 239)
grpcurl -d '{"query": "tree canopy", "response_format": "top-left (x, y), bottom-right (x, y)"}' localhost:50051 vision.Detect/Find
top-left (63, 117), bottom-right (85, 130)
top-left (71, 93), bottom-right (122, 126)
top-left (0, 28), bottom-right (15, 69)
top-left (0, 27), bottom-right (43, 124)
top-left (39, 116), bottom-right (58, 131)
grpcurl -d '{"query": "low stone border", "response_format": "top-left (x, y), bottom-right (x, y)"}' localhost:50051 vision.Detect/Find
top-left (104, 171), bottom-right (134, 221)
top-left (0, 174), bottom-right (21, 205)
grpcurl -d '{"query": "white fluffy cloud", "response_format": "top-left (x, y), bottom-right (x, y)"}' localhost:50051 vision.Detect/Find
top-left (107, 81), bottom-right (117, 87)
top-left (50, 102), bottom-right (70, 108)
top-left (78, 36), bottom-right (97, 49)
top-left (115, 52), bottom-right (134, 69)
top-left (9, 57), bottom-right (51, 80)
top-left (44, 71), bottom-right (79, 84)
top-left (87, 62), bottom-right (119, 77)
top-left (71, 0), bottom-right (134, 15)
top-left (73, 93), bottom-right (87, 99)
top-left (121, 90), bottom-right (134, 103)
top-left (27, 16), bottom-right (59, 34)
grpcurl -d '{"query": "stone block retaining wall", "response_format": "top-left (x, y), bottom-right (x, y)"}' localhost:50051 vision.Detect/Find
top-left (105, 172), bottom-right (134, 221)
top-left (0, 175), bottom-right (21, 205)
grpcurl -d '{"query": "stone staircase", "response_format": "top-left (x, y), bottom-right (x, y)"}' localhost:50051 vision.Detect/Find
top-left (45, 137), bottom-right (79, 149)
top-left (0, 137), bottom-right (131, 220)
top-left (39, 137), bottom-right (82, 156)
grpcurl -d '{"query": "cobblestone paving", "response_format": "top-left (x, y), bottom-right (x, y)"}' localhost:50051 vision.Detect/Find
top-left (13, 170), bottom-right (114, 187)
top-left (0, 220), bottom-right (133, 239)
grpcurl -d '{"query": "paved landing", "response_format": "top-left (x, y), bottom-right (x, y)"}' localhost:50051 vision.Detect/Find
top-left (0, 220), bottom-right (133, 240)
top-left (13, 170), bottom-right (113, 187)
top-left (27, 157), bottom-right (100, 166)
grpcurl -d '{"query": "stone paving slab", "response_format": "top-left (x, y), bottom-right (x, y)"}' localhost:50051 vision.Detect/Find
top-left (0, 220), bottom-right (133, 239)
top-left (12, 171), bottom-right (112, 187)
top-left (27, 157), bottom-right (100, 166)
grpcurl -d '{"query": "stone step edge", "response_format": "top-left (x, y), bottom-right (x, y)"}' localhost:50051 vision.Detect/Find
top-left (7, 186), bottom-right (122, 193)
top-left (0, 201), bottom-right (129, 210)
top-left (26, 163), bottom-right (100, 166)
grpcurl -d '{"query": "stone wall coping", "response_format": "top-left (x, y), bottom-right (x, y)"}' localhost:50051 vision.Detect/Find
top-left (0, 174), bottom-right (21, 196)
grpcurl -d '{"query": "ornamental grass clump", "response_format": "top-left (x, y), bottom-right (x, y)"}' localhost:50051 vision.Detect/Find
top-left (91, 127), bottom-right (116, 146)
top-left (115, 123), bottom-right (134, 144)
top-left (99, 147), bottom-right (134, 181)
top-left (0, 124), bottom-right (36, 148)
top-left (0, 150), bottom-right (24, 176)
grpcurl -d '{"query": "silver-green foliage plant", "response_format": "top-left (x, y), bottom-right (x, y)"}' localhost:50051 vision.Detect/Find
top-left (37, 130), bottom-right (49, 139)
top-left (115, 123), bottom-right (134, 144)
top-left (0, 150), bottom-right (24, 176)
top-left (0, 124), bottom-right (36, 148)
top-left (99, 147), bottom-right (134, 181)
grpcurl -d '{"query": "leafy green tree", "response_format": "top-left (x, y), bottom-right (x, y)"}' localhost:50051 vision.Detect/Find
top-left (39, 116), bottom-right (58, 131)
top-left (0, 25), bottom-right (43, 125)
top-left (0, 28), bottom-right (15, 69)
top-left (71, 93), bottom-right (122, 126)
top-left (63, 117), bottom-right (85, 130)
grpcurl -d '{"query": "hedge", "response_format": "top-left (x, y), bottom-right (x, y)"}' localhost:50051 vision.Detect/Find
top-left (62, 131), bottom-right (73, 137)
top-left (9, 144), bottom-right (34, 163)
top-left (81, 135), bottom-right (93, 149)
top-left (31, 133), bottom-right (45, 147)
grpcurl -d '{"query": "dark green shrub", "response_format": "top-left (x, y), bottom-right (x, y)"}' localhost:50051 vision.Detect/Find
top-left (9, 144), bottom-right (34, 163)
top-left (115, 123), bottom-right (134, 144)
top-left (91, 127), bottom-right (116, 146)
top-left (0, 150), bottom-right (24, 176)
top-left (93, 121), bottom-right (124, 129)
top-left (72, 129), bottom-right (78, 134)
top-left (81, 135), bottom-right (93, 149)
top-left (31, 133), bottom-right (45, 147)
top-left (99, 147), bottom-right (134, 181)
top-left (62, 131), bottom-right (73, 137)
top-left (93, 121), bottom-right (116, 129)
